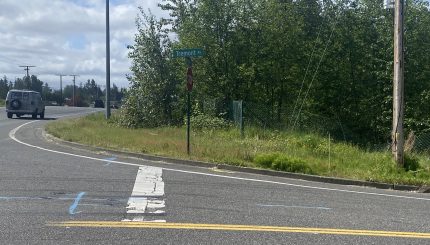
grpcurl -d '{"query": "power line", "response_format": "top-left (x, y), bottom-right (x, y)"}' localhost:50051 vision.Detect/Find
top-left (291, 21), bottom-right (337, 131)
top-left (290, 30), bottom-right (322, 126)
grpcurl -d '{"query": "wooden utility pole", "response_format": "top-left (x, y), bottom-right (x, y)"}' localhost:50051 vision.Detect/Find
top-left (57, 74), bottom-right (66, 106)
top-left (70, 75), bottom-right (79, 107)
top-left (19, 65), bottom-right (35, 89)
top-left (392, 0), bottom-right (404, 167)
top-left (19, 65), bottom-right (35, 78)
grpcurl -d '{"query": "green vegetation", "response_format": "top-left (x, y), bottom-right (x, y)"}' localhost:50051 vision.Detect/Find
top-left (0, 99), bottom-right (4, 107)
top-left (121, 0), bottom-right (430, 146)
top-left (46, 113), bottom-right (430, 186)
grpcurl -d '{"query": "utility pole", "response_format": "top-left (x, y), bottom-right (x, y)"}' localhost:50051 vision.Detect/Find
top-left (57, 74), bottom-right (66, 106)
top-left (19, 65), bottom-right (35, 89)
top-left (19, 65), bottom-right (36, 78)
top-left (392, 0), bottom-right (404, 167)
top-left (105, 0), bottom-right (111, 119)
top-left (69, 75), bottom-right (79, 107)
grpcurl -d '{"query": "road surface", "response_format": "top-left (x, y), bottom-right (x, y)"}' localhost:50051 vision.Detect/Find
top-left (0, 106), bottom-right (429, 244)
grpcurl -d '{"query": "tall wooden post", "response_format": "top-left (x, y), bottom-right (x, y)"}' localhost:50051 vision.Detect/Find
top-left (392, 0), bottom-right (404, 167)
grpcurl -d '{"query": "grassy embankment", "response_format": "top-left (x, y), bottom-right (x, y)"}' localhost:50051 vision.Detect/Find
top-left (0, 99), bottom-right (4, 107)
top-left (45, 112), bottom-right (430, 186)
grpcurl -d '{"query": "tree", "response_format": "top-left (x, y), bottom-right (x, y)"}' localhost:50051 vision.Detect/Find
top-left (120, 8), bottom-right (177, 127)
top-left (33, 76), bottom-right (43, 92)
top-left (42, 83), bottom-right (52, 101)
top-left (122, 0), bottom-right (430, 146)
top-left (0, 76), bottom-right (9, 99)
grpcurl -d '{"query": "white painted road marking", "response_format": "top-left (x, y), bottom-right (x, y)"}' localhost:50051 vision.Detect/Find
top-left (123, 166), bottom-right (166, 222)
top-left (8, 120), bottom-right (430, 202)
top-left (256, 204), bottom-right (332, 210)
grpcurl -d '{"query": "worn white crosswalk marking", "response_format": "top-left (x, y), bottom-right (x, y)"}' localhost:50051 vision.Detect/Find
top-left (122, 166), bottom-right (166, 222)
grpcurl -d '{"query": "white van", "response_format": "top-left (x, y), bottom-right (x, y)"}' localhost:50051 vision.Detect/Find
top-left (5, 90), bottom-right (45, 119)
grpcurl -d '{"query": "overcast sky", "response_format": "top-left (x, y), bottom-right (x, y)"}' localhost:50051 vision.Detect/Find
top-left (0, 0), bottom-right (167, 89)
top-left (1, 1), bottom-right (428, 90)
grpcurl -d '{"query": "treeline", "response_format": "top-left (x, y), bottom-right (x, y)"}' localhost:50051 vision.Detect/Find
top-left (121, 0), bottom-right (430, 144)
top-left (0, 76), bottom-right (125, 107)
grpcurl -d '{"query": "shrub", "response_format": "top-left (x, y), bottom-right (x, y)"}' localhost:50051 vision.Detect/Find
top-left (404, 154), bottom-right (420, 172)
top-left (254, 153), bottom-right (279, 168)
top-left (272, 155), bottom-right (314, 174)
top-left (188, 111), bottom-right (230, 130)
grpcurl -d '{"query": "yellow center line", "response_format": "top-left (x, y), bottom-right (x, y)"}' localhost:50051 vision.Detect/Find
top-left (47, 221), bottom-right (430, 239)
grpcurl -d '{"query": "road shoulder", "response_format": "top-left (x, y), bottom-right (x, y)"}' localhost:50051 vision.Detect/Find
top-left (42, 129), bottom-right (430, 193)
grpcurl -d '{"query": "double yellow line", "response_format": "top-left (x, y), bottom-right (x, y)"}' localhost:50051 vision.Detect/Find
top-left (48, 221), bottom-right (430, 239)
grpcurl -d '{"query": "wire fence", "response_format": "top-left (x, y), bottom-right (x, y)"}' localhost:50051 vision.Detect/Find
top-left (411, 132), bottom-right (430, 154)
top-left (192, 98), bottom-right (430, 153)
top-left (224, 100), bottom-right (393, 152)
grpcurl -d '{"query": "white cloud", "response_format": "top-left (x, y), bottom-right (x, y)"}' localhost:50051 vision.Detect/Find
top-left (0, 0), bottom-right (168, 89)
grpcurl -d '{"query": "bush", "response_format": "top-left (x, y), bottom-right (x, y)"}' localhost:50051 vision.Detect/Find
top-left (404, 154), bottom-right (420, 172)
top-left (117, 90), bottom-right (166, 128)
top-left (254, 153), bottom-right (279, 168)
top-left (188, 111), bottom-right (230, 130)
top-left (272, 155), bottom-right (314, 174)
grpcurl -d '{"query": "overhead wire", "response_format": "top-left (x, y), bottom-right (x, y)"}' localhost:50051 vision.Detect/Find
top-left (290, 29), bottom-right (322, 124)
top-left (291, 12), bottom-right (339, 131)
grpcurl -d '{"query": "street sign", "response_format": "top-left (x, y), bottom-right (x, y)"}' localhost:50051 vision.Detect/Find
top-left (173, 48), bottom-right (205, 58)
top-left (172, 48), bottom-right (205, 155)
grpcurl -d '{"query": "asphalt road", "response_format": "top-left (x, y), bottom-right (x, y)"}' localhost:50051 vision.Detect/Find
top-left (0, 106), bottom-right (429, 244)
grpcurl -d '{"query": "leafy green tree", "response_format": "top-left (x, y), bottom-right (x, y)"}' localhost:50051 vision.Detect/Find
top-left (42, 82), bottom-right (52, 101)
top-left (123, 0), bottom-right (430, 146)
top-left (120, 8), bottom-right (177, 128)
top-left (0, 76), bottom-right (10, 99)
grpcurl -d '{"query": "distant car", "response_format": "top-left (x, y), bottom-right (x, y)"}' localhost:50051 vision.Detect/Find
top-left (93, 99), bottom-right (104, 108)
top-left (5, 90), bottom-right (45, 119)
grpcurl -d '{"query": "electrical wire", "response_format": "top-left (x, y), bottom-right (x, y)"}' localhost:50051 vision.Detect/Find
top-left (290, 29), bottom-right (322, 124)
top-left (292, 22), bottom-right (337, 131)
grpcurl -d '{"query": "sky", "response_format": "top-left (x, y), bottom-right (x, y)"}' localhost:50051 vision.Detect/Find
top-left (0, 0), bottom-right (168, 89)
top-left (1, 1), bottom-right (428, 90)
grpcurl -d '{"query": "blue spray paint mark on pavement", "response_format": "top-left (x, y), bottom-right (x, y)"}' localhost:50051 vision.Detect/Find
top-left (69, 192), bottom-right (86, 215)
top-left (103, 157), bottom-right (117, 166)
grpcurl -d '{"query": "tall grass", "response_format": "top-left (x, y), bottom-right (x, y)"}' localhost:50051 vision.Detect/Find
top-left (45, 112), bottom-right (430, 186)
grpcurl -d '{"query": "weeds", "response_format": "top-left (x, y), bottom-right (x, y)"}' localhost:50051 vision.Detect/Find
top-left (45, 112), bottom-right (430, 186)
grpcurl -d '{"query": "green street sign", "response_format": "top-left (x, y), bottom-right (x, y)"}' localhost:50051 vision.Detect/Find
top-left (173, 48), bottom-right (205, 58)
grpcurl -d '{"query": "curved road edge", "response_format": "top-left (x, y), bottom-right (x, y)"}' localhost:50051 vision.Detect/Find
top-left (41, 127), bottom-right (430, 193)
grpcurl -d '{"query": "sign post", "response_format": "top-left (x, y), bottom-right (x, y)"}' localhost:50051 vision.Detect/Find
top-left (173, 48), bottom-right (205, 155)
top-left (186, 65), bottom-right (193, 155)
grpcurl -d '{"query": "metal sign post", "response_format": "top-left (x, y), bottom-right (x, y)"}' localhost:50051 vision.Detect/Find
top-left (186, 59), bottom-right (193, 155)
top-left (173, 48), bottom-right (205, 155)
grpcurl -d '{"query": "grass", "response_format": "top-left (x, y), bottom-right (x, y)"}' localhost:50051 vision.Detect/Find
top-left (0, 99), bottom-right (4, 107)
top-left (45, 112), bottom-right (430, 186)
